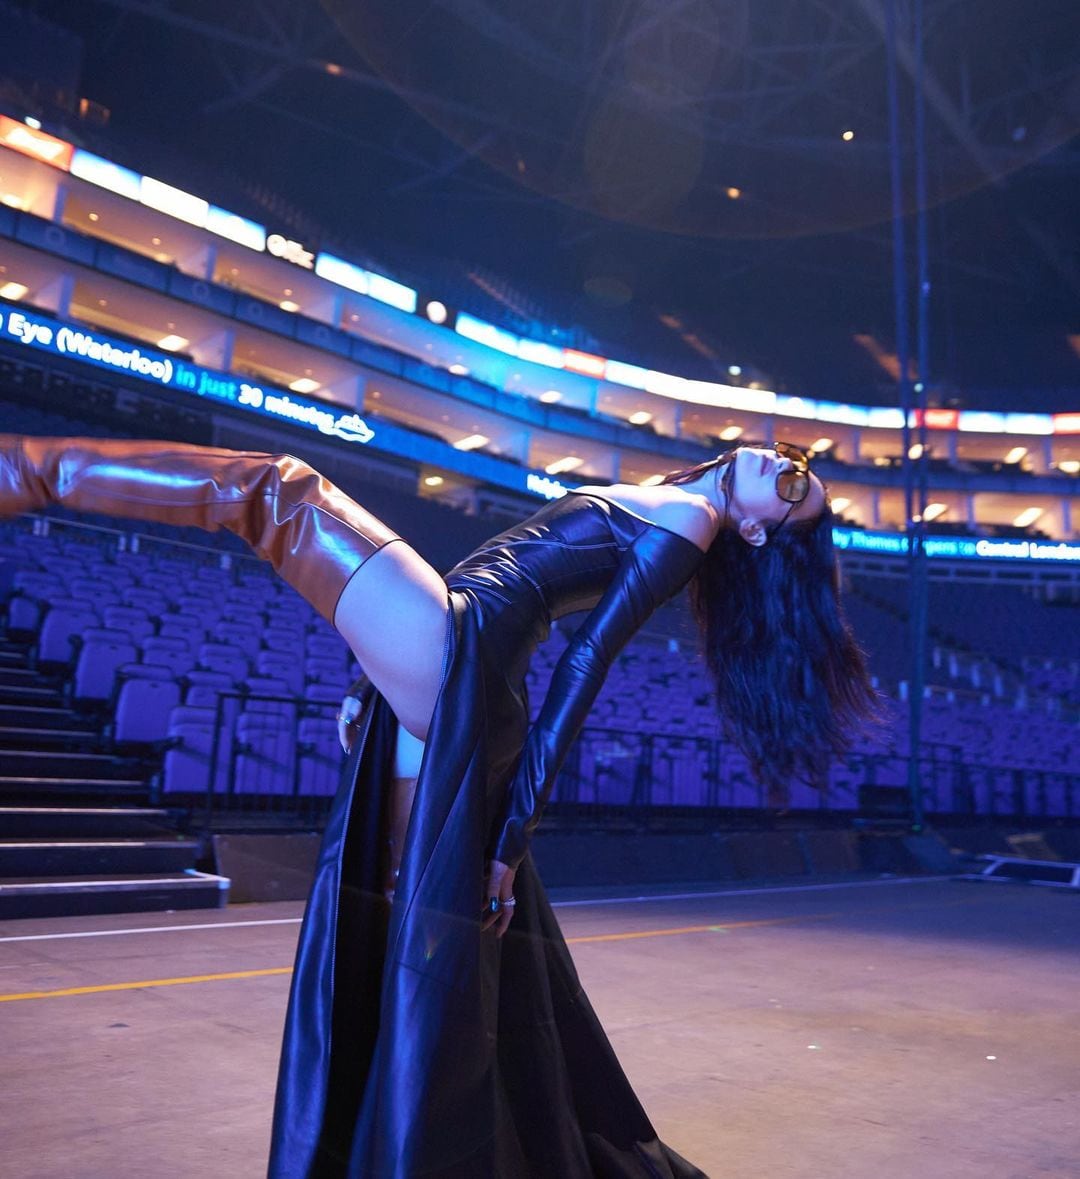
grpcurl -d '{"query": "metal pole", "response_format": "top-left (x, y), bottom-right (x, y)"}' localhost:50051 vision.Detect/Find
top-left (883, 0), bottom-right (922, 830)
top-left (909, 0), bottom-right (930, 831)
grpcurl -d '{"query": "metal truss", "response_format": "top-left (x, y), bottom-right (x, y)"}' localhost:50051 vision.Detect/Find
top-left (43, 0), bottom-right (1079, 214)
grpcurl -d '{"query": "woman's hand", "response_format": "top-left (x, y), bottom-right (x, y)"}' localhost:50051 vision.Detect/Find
top-left (481, 859), bottom-right (517, 938)
top-left (336, 690), bottom-right (363, 753)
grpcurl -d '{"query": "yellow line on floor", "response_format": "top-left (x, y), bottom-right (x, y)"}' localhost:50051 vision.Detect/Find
top-left (0, 967), bottom-right (294, 1002)
top-left (0, 914), bottom-right (839, 1001)
top-left (566, 913), bottom-right (834, 943)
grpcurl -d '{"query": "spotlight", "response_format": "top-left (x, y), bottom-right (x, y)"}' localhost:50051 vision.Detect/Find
top-left (539, 390), bottom-right (562, 404)
top-left (545, 456), bottom-right (584, 476)
top-left (425, 300), bottom-right (449, 325)
top-left (842, 129), bottom-right (855, 141)
top-left (453, 434), bottom-right (489, 451)
top-left (1012, 507), bottom-right (1043, 528)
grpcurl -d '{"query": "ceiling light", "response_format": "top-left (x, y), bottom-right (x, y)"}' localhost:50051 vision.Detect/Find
top-left (0, 282), bottom-right (29, 301)
top-left (923, 502), bottom-right (948, 522)
top-left (1004, 446), bottom-right (1027, 464)
top-left (24, 117), bottom-right (41, 130)
top-left (639, 474), bottom-right (665, 487)
top-left (156, 334), bottom-right (189, 352)
top-left (810, 437), bottom-right (833, 453)
top-left (727, 365), bottom-right (742, 377)
top-left (453, 434), bottom-right (489, 451)
top-left (1012, 507), bottom-right (1043, 528)
top-left (1, 194), bottom-right (26, 209)
top-left (1058, 460), bottom-right (1079, 474)
top-left (539, 390), bottom-right (562, 404)
top-left (726, 187), bottom-right (742, 200)
top-left (423, 475), bottom-right (444, 488)
top-left (151, 236), bottom-right (161, 246)
top-left (448, 363), bottom-right (469, 376)
top-left (88, 212), bottom-right (99, 222)
top-left (279, 300), bottom-right (300, 313)
top-left (842, 129), bottom-right (855, 141)
top-left (873, 456), bottom-right (891, 467)
top-left (830, 497), bottom-right (852, 513)
top-left (289, 378), bottom-right (320, 394)
top-left (628, 411), bottom-right (653, 425)
top-left (719, 425), bottom-right (743, 441)
top-left (425, 300), bottom-right (449, 325)
top-left (545, 456), bottom-right (584, 476)
top-left (908, 443), bottom-right (924, 460)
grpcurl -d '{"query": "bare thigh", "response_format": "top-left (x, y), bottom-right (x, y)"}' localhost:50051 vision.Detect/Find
top-left (332, 539), bottom-right (449, 741)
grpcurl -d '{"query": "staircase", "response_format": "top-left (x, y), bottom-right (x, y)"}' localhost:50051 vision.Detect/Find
top-left (0, 637), bottom-right (230, 920)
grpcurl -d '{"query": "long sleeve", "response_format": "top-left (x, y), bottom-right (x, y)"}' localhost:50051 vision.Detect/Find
top-left (491, 526), bottom-right (702, 870)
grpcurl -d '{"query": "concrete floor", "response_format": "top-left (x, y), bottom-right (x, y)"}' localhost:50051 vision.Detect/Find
top-left (2, 872), bottom-right (1079, 1179)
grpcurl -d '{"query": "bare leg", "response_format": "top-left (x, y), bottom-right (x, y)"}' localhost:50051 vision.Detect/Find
top-left (333, 542), bottom-right (449, 742)
top-left (382, 776), bottom-right (418, 902)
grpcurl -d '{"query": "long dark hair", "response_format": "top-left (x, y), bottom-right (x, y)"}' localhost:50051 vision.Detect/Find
top-left (662, 454), bottom-right (882, 799)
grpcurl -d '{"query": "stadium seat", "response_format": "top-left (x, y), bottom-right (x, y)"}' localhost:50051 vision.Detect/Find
top-left (72, 629), bottom-right (138, 701)
top-left (113, 668), bottom-right (182, 745)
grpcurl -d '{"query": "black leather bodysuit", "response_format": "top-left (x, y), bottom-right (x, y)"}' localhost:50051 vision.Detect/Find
top-left (272, 489), bottom-right (711, 1179)
top-left (445, 490), bottom-right (704, 870)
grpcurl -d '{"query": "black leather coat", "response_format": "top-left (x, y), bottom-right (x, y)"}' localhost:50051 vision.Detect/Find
top-left (268, 492), bottom-right (709, 1178)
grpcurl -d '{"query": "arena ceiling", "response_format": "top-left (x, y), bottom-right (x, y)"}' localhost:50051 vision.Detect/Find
top-left (7, 0), bottom-right (1080, 408)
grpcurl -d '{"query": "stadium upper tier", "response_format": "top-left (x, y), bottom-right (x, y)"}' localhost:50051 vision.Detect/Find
top-left (0, 110), bottom-right (1077, 550)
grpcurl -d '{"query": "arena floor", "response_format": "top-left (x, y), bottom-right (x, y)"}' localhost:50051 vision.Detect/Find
top-left (2, 873), bottom-right (1078, 1179)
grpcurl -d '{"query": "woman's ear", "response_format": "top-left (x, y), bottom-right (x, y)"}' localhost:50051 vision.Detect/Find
top-left (738, 518), bottom-right (768, 547)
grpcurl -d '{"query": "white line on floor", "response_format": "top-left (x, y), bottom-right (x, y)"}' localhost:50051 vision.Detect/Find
top-left (0, 875), bottom-right (952, 943)
top-left (551, 872), bottom-right (947, 905)
top-left (0, 917), bottom-right (303, 943)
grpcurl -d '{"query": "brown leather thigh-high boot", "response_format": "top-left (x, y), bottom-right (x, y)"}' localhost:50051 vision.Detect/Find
top-left (0, 435), bottom-right (401, 624)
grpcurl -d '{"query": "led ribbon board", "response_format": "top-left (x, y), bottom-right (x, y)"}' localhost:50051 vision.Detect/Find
top-left (0, 306), bottom-right (375, 444)
top-left (0, 307), bottom-right (1074, 542)
top-left (832, 527), bottom-right (1080, 563)
top-left (0, 306), bottom-right (560, 500)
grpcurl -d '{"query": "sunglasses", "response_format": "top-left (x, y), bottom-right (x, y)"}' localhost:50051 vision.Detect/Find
top-left (718, 442), bottom-right (813, 536)
top-left (773, 441), bottom-right (812, 505)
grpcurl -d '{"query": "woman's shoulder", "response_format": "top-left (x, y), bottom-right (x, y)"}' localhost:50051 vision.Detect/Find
top-left (571, 483), bottom-right (719, 553)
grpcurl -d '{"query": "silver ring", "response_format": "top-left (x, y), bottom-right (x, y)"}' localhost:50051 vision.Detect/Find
top-left (336, 713), bottom-right (357, 724)
top-left (502, 898), bottom-right (516, 908)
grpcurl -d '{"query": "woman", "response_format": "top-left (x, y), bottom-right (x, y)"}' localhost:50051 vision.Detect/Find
top-left (0, 434), bottom-right (877, 1177)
